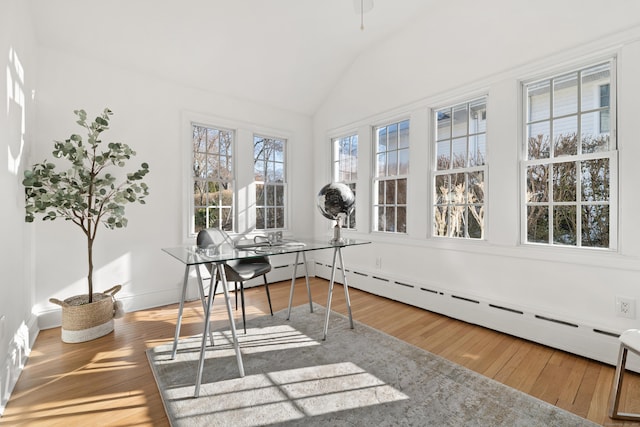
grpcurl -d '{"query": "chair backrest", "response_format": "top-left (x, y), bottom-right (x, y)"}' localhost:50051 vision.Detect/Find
top-left (196, 228), bottom-right (233, 249)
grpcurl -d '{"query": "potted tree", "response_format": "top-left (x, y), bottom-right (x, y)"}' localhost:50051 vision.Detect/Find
top-left (23, 108), bottom-right (150, 343)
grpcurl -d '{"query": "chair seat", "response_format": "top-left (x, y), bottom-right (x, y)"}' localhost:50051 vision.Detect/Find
top-left (620, 329), bottom-right (640, 351)
top-left (225, 261), bottom-right (271, 282)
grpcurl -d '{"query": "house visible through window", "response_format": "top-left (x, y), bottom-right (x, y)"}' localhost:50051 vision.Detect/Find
top-left (523, 60), bottom-right (615, 248)
top-left (191, 124), bottom-right (234, 233)
top-left (254, 135), bottom-right (286, 229)
top-left (434, 97), bottom-right (487, 239)
top-left (332, 134), bottom-right (358, 229)
top-left (373, 119), bottom-right (409, 233)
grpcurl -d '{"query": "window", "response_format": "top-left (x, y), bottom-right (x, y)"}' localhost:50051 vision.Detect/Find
top-left (373, 120), bottom-right (409, 233)
top-left (523, 60), bottom-right (615, 248)
top-left (434, 98), bottom-right (487, 239)
top-left (191, 124), bottom-right (234, 233)
top-left (254, 135), bottom-right (286, 229)
top-left (332, 134), bottom-right (358, 229)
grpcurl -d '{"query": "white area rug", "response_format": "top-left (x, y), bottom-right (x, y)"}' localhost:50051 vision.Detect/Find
top-left (147, 304), bottom-right (599, 426)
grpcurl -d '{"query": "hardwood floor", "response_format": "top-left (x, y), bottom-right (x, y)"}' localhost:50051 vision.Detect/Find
top-left (2, 278), bottom-right (639, 426)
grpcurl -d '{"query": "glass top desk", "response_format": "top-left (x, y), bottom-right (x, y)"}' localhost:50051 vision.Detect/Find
top-left (162, 237), bottom-right (370, 397)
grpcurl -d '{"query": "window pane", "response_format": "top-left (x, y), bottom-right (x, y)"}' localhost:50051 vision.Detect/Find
top-left (437, 109), bottom-right (451, 141)
top-left (398, 148), bottom-right (409, 175)
top-left (399, 120), bottom-right (410, 148)
top-left (434, 205), bottom-right (448, 236)
top-left (469, 134), bottom-right (486, 167)
top-left (221, 208), bottom-right (232, 231)
top-left (387, 150), bottom-right (398, 175)
top-left (469, 171), bottom-right (484, 204)
top-left (527, 205), bottom-right (549, 243)
top-left (388, 123), bottom-right (398, 151)
top-left (582, 205), bottom-right (609, 248)
top-left (581, 111), bottom-right (609, 153)
top-left (468, 208), bottom-right (482, 239)
top-left (581, 159), bottom-right (609, 202)
top-left (553, 162), bottom-right (577, 202)
top-left (435, 175), bottom-right (450, 204)
top-left (385, 206), bottom-right (395, 232)
top-left (256, 208), bottom-right (265, 229)
top-left (377, 153), bottom-right (387, 176)
top-left (377, 181), bottom-right (384, 205)
top-left (256, 184), bottom-right (264, 205)
top-left (528, 122), bottom-right (551, 160)
top-left (581, 63), bottom-right (610, 111)
top-left (436, 140), bottom-right (450, 170)
top-left (452, 104), bottom-right (468, 138)
top-left (553, 72), bottom-right (578, 117)
top-left (194, 207), bottom-right (207, 233)
top-left (449, 205), bottom-right (464, 237)
top-left (266, 184), bottom-right (275, 206)
top-left (377, 127), bottom-right (387, 152)
top-left (451, 137), bottom-right (467, 169)
top-left (397, 207), bottom-right (406, 233)
top-left (451, 173), bottom-right (465, 203)
top-left (385, 180), bottom-right (395, 204)
top-left (469, 99), bottom-right (487, 134)
top-left (553, 116), bottom-right (578, 157)
top-left (397, 178), bottom-right (407, 205)
top-left (553, 205), bottom-right (577, 245)
top-left (528, 80), bottom-right (551, 122)
top-left (376, 207), bottom-right (384, 232)
top-left (275, 207), bottom-right (284, 229)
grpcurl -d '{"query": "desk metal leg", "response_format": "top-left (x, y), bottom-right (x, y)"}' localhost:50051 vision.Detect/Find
top-left (194, 265), bottom-right (244, 397)
top-left (287, 252), bottom-right (313, 320)
top-left (195, 266), bottom-right (215, 347)
top-left (171, 265), bottom-right (190, 359)
top-left (323, 247), bottom-right (354, 340)
top-left (337, 247), bottom-right (354, 329)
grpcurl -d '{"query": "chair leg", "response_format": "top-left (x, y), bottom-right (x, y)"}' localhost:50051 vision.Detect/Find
top-left (609, 344), bottom-right (640, 420)
top-left (239, 281), bottom-right (247, 334)
top-left (263, 275), bottom-right (273, 316)
top-left (235, 282), bottom-right (238, 311)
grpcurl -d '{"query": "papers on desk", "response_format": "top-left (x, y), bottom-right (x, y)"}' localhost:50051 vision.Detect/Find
top-left (236, 239), bottom-right (306, 253)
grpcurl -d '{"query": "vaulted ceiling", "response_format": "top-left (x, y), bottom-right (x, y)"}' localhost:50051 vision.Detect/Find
top-left (28, 0), bottom-right (432, 116)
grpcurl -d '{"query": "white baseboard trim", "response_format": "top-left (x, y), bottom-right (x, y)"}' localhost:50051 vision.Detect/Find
top-left (0, 313), bottom-right (38, 417)
top-left (314, 261), bottom-right (639, 372)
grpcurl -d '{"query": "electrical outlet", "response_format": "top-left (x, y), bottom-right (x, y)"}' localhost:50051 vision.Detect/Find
top-left (616, 296), bottom-right (636, 319)
top-left (375, 257), bottom-right (382, 269)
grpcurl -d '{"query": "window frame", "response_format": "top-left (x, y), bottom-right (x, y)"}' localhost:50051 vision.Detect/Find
top-left (432, 96), bottom-right (488, 240)
top-left (520, 58), bottom-right (618, 250)
top-left (372, 118), bottom-right (410, 234)
top-left (189, 122), bottom-right (236, 235)
top-left (331, 133), bottom-right (358, 230)
top-left (254, 133), bottom-right (288, 231)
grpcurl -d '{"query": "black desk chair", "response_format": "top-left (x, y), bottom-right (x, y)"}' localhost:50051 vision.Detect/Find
top-left (197, 228), bottom-right (273, 333)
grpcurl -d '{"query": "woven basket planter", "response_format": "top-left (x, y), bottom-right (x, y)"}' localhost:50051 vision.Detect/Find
top-left (49, 285), bottom-right (121, 343)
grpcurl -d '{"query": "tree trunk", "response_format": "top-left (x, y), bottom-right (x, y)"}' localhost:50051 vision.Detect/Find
top-left (87, 235), bottom-right (94, 303)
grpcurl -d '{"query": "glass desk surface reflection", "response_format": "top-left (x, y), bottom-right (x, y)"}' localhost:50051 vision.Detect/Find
top-left (162, 237), bottom-right (370, 397)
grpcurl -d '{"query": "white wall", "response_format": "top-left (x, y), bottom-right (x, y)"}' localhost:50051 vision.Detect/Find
top-left (30, 47), bottom-right (314, 327)
top-left (0, 0), bottom-right (38, 415)
top-left (312, 2), bottom-right (640, 365)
